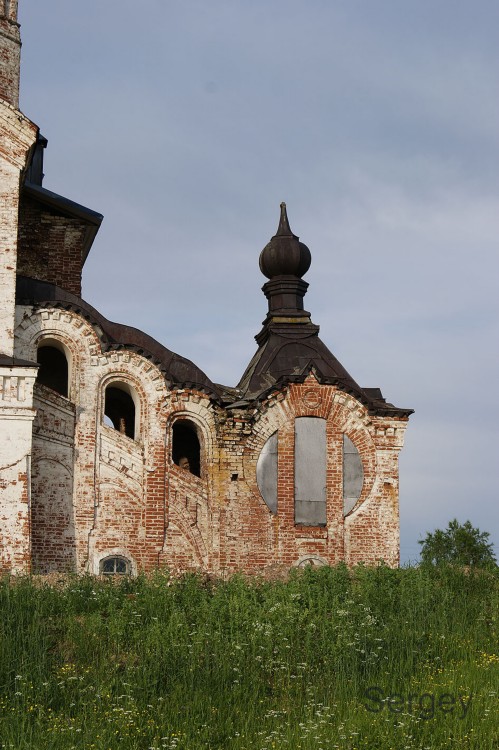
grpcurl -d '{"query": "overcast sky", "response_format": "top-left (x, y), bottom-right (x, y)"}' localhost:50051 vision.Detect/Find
top-left (19, 1), bottom-right (499, 564)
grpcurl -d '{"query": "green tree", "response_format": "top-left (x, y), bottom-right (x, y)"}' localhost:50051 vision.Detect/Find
top-left (418, 519), bottom-right (497, 568)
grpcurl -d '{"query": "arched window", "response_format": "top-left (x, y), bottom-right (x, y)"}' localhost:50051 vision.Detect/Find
top-left (104, 383), bottom-right (137, 440)
top-left (36, 340), bottom-right (69, 397)
top-left (100, 556), bottom-right (131, 575)
top-left (172, 420), bottom-right (201, 478)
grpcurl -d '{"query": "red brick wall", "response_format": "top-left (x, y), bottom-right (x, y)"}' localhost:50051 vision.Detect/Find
top-left (17, 196), bottom-right (87, 296)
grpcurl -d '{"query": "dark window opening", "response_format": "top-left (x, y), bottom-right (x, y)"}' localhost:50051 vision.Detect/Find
top-left (36, 345), bottom-right (68, 397)
top-left (100, 556), bottom-right (130, 575)
top-left (104, 385), bottom-right (136, 439)
top-left (172, 421), bottom-right (201, 478)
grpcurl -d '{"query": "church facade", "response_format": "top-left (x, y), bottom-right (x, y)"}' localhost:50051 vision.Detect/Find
top-left (0, 2), bottom-right (412, 576)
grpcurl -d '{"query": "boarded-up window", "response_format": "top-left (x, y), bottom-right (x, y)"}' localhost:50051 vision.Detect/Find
top-left (256, 432), bottom-right (278, 514)
top-left (295, 417), bottom-right (326, 526)
top-left (343, 435), bottom-right (363, 515)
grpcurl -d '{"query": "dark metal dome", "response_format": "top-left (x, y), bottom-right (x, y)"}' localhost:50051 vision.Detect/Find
top-left (259, 203), bottom-right (311, 279)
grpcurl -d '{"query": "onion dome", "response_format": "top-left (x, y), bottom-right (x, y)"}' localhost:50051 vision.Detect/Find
top-left (236, 204), bottom-right (414, 417)
top-left (259, 203), bottom-right (311, 279)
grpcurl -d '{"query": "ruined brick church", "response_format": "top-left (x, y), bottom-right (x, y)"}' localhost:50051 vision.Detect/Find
top-left (0, 2), bottom-right (412, 575)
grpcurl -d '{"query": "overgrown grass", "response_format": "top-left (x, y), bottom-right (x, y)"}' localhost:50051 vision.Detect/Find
top-left (0, 564), bottom-right (497, 749)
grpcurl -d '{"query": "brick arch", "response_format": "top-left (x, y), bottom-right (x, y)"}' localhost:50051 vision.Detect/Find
top-left (17, 307), bottom-right (169, 397)
top-left (92, 349), bottom-right (169, 398)
top-left (21, 331), bottom-right (82, 403)
top-left (17, 307), bottom-right (102, 358)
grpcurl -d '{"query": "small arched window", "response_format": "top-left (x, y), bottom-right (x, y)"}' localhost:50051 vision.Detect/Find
top-left (100, 556), bottom-right (131, 575)
top-left (104, 382), bottom-right (137, 440)
top-left (36, 340), bottom-right (69, 397)
top-left (172, 420), bottom-right (201, 478)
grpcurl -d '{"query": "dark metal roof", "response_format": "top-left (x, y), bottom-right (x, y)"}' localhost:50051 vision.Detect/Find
top-left (16, 277), bottom-right (221, 400)
top-left (237, 320), bottom-right (413, 416)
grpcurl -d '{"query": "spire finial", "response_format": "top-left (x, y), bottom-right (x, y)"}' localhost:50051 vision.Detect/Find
top-left (276, 202), bottom-right (293, 236)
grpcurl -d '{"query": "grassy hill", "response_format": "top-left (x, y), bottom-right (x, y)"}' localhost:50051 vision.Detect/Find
top-left (0, 564), bottom-right (497, 749)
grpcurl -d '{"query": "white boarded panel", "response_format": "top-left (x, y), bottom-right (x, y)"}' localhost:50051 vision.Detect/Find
top-left (256, 432), bottom-right (278, 514)
top-left (343, 434), bottom-right (364, 515)
top-left (295, 417), bottom-right (326, 526)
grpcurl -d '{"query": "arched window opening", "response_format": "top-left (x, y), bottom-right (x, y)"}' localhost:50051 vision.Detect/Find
top-left (100, 556), bottom-right (130, 575)
top-left (36, 341), bottom-right (69, 397)
top-left (104, 384), bottom-right (136, 440)
top-left (172, 420), bottom-right (201, 478)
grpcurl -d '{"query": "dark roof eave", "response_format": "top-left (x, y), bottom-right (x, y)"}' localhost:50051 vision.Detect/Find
top-left (22, 182), bottom-right (103, 263)
top-left (242, 369), bottom-right (413, 418)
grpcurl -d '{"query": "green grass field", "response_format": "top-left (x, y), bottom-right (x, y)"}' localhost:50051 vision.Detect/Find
top-left (0, 564), bottom-right (497, 750)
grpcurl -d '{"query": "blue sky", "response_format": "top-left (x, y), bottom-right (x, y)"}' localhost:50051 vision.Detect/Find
top-left (20, 1), bottom-right (499, 563)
